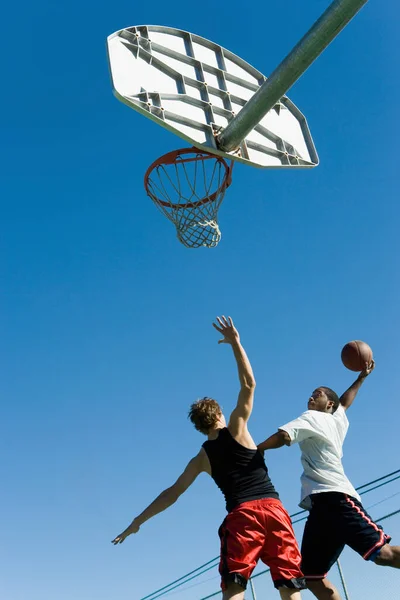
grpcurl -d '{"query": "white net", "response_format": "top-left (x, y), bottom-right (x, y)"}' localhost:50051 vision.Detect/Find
top-left (145, 148), bottom-right (233, 248)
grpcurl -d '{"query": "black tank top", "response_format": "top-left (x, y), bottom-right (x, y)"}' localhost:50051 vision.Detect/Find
top-left (202, 427), bottom-right (279, 512)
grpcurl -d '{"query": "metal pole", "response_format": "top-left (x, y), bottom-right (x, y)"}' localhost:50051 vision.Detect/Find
top-left (217, 0), bottom-right (368, 152)
top-left (336, 559), bottom-right (351, 600)
top-left (249, 577), bottom-right (257, 600)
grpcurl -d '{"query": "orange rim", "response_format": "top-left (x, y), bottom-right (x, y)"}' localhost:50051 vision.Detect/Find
top-left (144, 147), bottom-right (233, 209)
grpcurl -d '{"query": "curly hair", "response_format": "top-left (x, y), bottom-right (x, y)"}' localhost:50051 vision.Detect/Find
top-left (188, 397), bottom-right (222, 435)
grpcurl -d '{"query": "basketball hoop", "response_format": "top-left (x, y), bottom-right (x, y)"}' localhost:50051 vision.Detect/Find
top-left (144, 148), bottom-right (234, 248)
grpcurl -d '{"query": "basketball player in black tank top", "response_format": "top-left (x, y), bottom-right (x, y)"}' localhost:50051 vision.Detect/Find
top-left (112, 317), bottom-right (305, 599)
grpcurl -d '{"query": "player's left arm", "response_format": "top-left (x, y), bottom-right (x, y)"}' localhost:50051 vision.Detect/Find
top-left (112, 450), bottom-right (207, 544)
top-left (212, 316), bottom-right (256, 435)
top-left (339, 360), bottom-right (375, 411)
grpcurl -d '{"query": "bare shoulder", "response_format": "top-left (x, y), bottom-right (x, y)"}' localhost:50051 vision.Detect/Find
top-left (228, 424), bottom-right (257, 450)
top-left (171, 450), bottom-right (211, 495)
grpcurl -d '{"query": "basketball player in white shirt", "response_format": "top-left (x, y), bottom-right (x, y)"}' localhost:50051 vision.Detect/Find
top-left (258, 361), bottom-right (400, 600)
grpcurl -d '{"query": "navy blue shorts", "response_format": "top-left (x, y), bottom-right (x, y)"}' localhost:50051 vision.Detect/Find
top-left (301, 492), bottom-right (391, 579)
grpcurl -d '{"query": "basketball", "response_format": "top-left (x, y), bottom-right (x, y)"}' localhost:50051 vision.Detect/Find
top-left (341, 340), bottom-right (373, 372)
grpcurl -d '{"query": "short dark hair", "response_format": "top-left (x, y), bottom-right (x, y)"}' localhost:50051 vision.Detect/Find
top-left (188, 397), bottom-right (222, 435)
top-left (320, 387), bottom-right (340, 412)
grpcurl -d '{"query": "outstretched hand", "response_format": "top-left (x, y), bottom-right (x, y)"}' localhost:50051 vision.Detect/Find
top-left (212, 316), bottom-right (239, 345)
top-left (111, 520), bottom-right (140, 545)
top-left (359, 359), bottom-right (375, 380)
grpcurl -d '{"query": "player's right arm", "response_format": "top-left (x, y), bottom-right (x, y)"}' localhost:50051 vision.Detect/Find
top-left (212, 316), bottom-right (256, 435)
top-left (258, 414), bottom-right (316, 453)
top-left (339, 360), bottom-right (375, 410)
top-left (111, 449), bottom-right (208, 544)
top-left (258, 430), bottom-right (291, 452)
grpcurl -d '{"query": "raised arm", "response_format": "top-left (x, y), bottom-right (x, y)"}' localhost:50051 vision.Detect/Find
top-left (112, 450), bottom-right (207, 544)
top-left (340, 360), bottom-right (375, 411)
top-left (212, 316), bottom-right (255, 433)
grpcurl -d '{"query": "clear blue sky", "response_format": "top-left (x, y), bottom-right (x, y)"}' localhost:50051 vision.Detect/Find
top-left (1, 1), bottom-right (399, 599)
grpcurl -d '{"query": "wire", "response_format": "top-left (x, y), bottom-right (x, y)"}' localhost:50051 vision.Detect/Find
top-left (376, 508), bottom-right (400, 523)
top-left (361, 475), bottom-right (400, 495)
top-left (160, 574), bottom-right (220, 598)
top-left (356, 469), bottom-right (400, 491)
top-left (366, 491), bottom-right (400, 510)
top-left (140, 558), bottom-right (219, 600)
top-left (147, 563), bottom-right (218, 600)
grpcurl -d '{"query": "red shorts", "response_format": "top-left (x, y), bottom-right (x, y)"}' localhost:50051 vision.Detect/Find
top-left (218, 498), bottom-right (305, 591)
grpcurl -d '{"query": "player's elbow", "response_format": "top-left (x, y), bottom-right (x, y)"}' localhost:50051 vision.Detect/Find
top-left (242, 377), bottom-right (256, 391)
top-left (279, 430), bottom-right (291, 446)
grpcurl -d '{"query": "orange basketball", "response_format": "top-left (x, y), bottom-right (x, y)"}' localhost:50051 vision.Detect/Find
top-left (341, 341), bottom-right (373, 372)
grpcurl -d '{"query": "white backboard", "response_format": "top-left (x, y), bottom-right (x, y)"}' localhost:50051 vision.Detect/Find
top-left (107, 25), bottom-right (319, 168)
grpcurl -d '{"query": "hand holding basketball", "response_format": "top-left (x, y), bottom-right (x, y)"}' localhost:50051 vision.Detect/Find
top-left (213, 316), bottom-right (239, 345)
top-left (358, 359), bottom-right (375, 380)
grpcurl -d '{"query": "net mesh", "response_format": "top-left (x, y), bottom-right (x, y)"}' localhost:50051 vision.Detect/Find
top-left (144, 148), bottom-right (233, 248)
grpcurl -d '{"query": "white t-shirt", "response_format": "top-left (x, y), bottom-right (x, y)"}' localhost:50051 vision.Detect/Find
top-left (279, 405), bottom-right (361, 509)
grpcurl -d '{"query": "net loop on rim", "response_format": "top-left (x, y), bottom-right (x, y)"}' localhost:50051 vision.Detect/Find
top-left (144, 147), bottom-right (234, 248)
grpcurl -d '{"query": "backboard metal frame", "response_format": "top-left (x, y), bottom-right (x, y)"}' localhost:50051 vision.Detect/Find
top-left (107, 25), bottom-right (319, 169)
